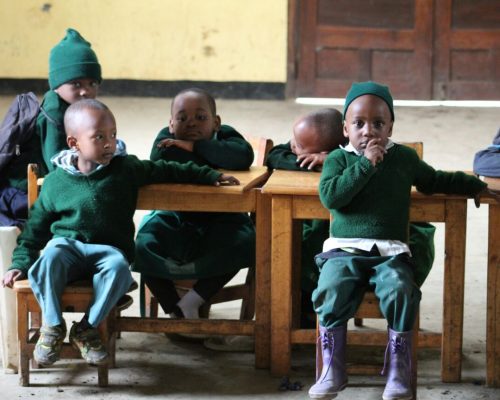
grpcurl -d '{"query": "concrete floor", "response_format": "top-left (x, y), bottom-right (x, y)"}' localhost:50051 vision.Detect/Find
top-left (1, 95), bottom-right (499, 399)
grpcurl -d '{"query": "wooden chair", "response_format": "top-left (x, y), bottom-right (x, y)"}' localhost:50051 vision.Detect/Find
top-left (12, 163), bottom-right (116, 387)
top-left (144, 136), bottom-right (273, 320)
top-left (313, 142), bottom-right (424, 399)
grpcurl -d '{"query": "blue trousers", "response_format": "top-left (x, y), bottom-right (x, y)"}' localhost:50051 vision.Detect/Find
top-left (28, 237), bottom-right (134, 327)
top-left (313, 251), bottom-right (421, 332)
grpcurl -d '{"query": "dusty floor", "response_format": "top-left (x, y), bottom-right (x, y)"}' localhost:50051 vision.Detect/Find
top-left (0, 95), bottom-right (499, 399)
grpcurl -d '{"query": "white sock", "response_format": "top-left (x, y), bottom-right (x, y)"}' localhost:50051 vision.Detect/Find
top-left (176, 289), bottom-right (205, 319)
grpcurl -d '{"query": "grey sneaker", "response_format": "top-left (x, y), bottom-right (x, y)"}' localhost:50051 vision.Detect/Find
top-left (69, 322), bottom-right (109, 365)
top-left (34, 322), bottom-right (67, 366)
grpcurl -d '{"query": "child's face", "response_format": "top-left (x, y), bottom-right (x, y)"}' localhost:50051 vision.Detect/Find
top-left (67, 108), bottom-right (117, 173)
top-left (343, 94), bottom-right (393, 153)
top-left (290, 120), bottom-right (324, 156)
top-left (169, 92), bottom-right (221, 141)
top-left (55, 78), bottom-right (99, 104)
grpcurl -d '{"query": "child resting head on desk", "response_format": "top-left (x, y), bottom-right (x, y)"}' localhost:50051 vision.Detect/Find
top-left (2, 98), bottom-right (237, 368)
top-left (309, 81), bottom-right (500, 400)
top-left (133, 87), bottom-right (256, 325)
top-left (268, 108), bottom-right (345, 172)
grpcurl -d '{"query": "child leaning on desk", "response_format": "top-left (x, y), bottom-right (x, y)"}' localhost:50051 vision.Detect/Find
top-left (133, 87), bottom-right (256, 321)
top-left (309, 81), bottom-right (500, 400)
top-left (1, 99), bottom-right (237, 368)
top-left (266, 108), bottom-right (346, 328)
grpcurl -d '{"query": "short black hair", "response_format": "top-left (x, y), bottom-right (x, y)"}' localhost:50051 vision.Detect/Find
top-left (64, 98), bottom-right (112, 137)
top-left (302, 108), bottom-right (346, 149)
top-left (171, 87), bottom-right (217, 115)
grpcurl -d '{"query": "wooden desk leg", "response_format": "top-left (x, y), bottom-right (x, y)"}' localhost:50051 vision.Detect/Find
top-left (271, 195), bottom-right (293, 376)
top-left (17, 292), bottom-right (30, 386)
top-left (486, 203), bottom-right (500, 387)
top-left (255, 192), bottom-right (272, 369)
top-left (442, 199), bottom-right (466, 382)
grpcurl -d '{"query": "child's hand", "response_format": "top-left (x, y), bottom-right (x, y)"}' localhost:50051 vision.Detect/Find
top-left (363, 138), bottom-right (387, 167)
top-left (2, 269), bottom-right (25, 288)
top-left (157, 138), bottom-right (194, 152)
top-left (296, 152), bottom-right (329, 171)
top-left (214, 174), bottom-right (240, 186)
top-left (474, 187), bottom-right (500, 208)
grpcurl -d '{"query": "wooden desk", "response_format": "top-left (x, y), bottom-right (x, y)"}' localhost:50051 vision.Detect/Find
top-left (262, 169), bottom-right (469, 382)
top-left (482, 177), bottom-right (500, 387)
top-left (116, 166), bottom-right (272, 369)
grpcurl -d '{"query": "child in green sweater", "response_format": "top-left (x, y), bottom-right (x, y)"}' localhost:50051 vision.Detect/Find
top-left (267, 108), bottom-right (345, 328)
top-left (309, 81), bottom-right (499, 400)
top-left (133, 88), bottom-right (255, 321)
top-left (0, 28), bottom-right (102, 228)
top-left (2, 99), bottom-right (237, 367)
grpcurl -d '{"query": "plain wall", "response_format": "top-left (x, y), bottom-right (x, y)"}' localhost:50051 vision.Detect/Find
top-left (0, 0), bottom-right (287, 83)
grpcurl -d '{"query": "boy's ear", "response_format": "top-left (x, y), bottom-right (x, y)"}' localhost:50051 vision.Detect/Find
top-left (388, 121), bottom-right (394, 137)
top-left (169, 118), bottom-right (175, 133)
top-left (213, 115), bottom-right (221, 132)
top-left (67, 136), bottom-right (78, 150)
top-left (343, 122), bottom-right (349, 138)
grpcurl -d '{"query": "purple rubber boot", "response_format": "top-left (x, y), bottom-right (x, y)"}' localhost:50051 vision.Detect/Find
top-left (308, 325), bottom-right (348, 399)
top-left (382, 328), bottom-right (414, 400)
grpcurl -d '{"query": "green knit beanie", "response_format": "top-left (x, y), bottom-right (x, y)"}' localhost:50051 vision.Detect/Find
top-left (343, 81), bottom-right (394, 121)
top-left (48, 28), bottom-right (102, 90)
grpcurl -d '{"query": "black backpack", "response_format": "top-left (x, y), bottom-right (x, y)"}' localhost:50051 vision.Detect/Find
top-left (0, 92), bottom-right (59, 174)
top-left (473, 128), bottom-right (500, 178)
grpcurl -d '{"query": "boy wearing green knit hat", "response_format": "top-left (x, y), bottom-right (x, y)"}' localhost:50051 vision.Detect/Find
top-left (309, 81), bottom-right (500, 400)
top-left (0, 28), bottom-right (102, 228)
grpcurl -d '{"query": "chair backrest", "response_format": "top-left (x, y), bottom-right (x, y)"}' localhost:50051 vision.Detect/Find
top-left (27, 163), bottom-right (40, 209)
top-left (245, 135), bottom-right (274, 167)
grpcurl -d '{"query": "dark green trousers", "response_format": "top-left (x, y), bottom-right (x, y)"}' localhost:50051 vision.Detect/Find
top-left (312, 251), bottom-right (421, 332)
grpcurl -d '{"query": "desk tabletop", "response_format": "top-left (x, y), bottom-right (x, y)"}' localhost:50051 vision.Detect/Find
top-left (262, 170), bottom-right (320, 195)
top-left (262, 169), bottom-right (470, 200)
top-left (140, 166), bottom-right (269, 195)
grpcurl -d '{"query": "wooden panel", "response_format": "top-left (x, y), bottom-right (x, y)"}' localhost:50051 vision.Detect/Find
top-left (318, 0), bottom-right (414, 28)
top-left (290, 0), bottom-right (500, 100)
top-left (292, 0), bottom-right (433, 99)
top-left (433, 0), bottom-right (500, 99)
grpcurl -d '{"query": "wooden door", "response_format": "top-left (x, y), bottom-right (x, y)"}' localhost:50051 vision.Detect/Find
top-left (434, 0), bottom-right (500, 99)
top-left (289, 0), bottom-right (500, 100)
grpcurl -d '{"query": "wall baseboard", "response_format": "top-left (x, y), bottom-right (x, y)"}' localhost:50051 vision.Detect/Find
top-left (0, 79), bottom-right (285, 100)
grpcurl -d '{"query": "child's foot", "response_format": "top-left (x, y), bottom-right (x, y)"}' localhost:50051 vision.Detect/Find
top-left (69, 322), bottom-right (108, 365)
top-left (34, 322), bottom-right (67, 366)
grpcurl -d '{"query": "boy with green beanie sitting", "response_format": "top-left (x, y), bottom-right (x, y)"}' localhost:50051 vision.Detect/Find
top-left (2, 99), bottom-right (238, 366)
top-left (0, 28), bottom-right (101, 228)
top-left (309, 81), bottom-right (499, 400)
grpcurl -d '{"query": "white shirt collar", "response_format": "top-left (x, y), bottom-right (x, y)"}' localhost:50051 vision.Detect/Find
top-left (342, 139), bottom-right (394, 155)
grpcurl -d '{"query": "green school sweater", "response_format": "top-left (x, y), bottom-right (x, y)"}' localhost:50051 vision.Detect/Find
top-left (150, 125), bottom-right (254, 169)
top-left (3, 90), bottom-right (67, 191)
top-left (9, 155), bottom-right (222, 273)
top-left (320, 144), bottom-right (486, 242)
top-left (266, 141), bottom-right (311, 171)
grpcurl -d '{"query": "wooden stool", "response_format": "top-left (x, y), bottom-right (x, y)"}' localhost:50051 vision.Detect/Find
top-left (13, 279), bottom-right (116, 387)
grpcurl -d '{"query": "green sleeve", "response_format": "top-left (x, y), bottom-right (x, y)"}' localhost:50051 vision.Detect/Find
top-left (10, 186), bottom-right (56, 273)
top-left (125, 155), bottom-right (222, 186)
top-left (413, 159), bottom-right (487, 196)
top-left (192, 125), bottom-right (254, 169)
top-left (319, 150), bottom-right (375, 210)
top-left (266, 142), bottom-right (308, 171)
top-left (37, 91), bottom-right (67, 174)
